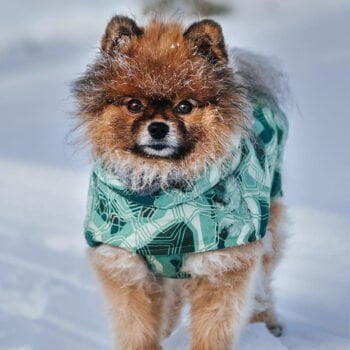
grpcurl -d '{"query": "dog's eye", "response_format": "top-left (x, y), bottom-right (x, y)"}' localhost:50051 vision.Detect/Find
top-left (127, 99), bottom-right (144, 113)
top-left (174, 100), bottom-right (194, 115)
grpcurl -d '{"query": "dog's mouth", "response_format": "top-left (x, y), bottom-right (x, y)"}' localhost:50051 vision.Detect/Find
top-left (132, 135), bottom-right (191, 159)
top-left (147, 144), bottom-right (168, 151)
top-left (139, 144), bottom-right (178, 157)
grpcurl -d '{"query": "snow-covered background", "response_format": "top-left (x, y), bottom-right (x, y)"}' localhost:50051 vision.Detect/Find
top-left (0, 0), bottom-right (349, 349)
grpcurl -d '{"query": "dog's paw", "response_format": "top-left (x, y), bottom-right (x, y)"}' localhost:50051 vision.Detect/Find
top-left (267, 323), bottom-right (284, 337)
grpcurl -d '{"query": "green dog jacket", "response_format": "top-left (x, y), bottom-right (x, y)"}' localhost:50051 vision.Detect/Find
top-left (84, 103), bottom-right (288, 278)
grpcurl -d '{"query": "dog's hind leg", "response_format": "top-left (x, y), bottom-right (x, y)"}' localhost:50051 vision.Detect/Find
top-left (89, 245), bottom-right (164, 350)
top-left (250, 199), bottom-right (287, 336)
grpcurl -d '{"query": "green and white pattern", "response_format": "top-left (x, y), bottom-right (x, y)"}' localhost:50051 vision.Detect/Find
top-left (84, 103), bottom-right (288, 278)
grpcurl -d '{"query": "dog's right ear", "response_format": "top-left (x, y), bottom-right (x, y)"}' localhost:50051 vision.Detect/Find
top-left (101, 16), bottom-right (143, 54)
top-left (184, 19), bottom-right (228, 64)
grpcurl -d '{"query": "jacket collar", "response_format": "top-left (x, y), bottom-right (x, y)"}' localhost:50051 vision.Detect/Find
top-left (93, 136), bottom-right (242, 210)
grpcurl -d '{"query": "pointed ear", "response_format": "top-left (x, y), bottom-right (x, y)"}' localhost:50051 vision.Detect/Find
top-left (101, 15), bottom-right (143, 54)
top-left (184, 19), bottom-right (228, 64)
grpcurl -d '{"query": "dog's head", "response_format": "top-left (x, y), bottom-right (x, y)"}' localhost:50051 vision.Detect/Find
top-left (73, 17), bottom-right (249, 191)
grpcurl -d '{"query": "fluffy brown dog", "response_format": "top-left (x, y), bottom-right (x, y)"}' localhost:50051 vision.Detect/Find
top-left (73, 16), bottom-right (288, 350)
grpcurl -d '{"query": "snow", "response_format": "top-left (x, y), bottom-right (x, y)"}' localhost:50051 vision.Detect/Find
top-left (0, 160), bottom-right (348, 349)
top-left (0, 0), bottom-right (349, 349)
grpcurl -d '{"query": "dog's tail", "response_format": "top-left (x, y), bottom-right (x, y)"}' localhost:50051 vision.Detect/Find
top-left (230, 48), bottom-right (291, 111)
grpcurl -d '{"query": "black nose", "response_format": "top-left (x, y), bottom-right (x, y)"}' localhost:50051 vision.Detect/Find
top-left (148, 122), bottom-right (169, 139)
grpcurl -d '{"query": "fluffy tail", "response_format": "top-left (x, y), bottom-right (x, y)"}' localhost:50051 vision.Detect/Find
top-left (230, 48), bottom-right (291, 110)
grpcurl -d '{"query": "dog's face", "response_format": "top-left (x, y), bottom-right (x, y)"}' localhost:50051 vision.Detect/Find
top-left (115, 97), bottom-right (200, 159)
top-left (74, 17), bottom-right (249, 190)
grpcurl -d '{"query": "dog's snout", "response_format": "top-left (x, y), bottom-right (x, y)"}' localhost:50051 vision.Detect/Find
top-left (148, 122), bottom-right (169, 139)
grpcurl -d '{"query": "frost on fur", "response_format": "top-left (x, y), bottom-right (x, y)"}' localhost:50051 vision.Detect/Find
top-left (72, 19), bottom-right (252, 194)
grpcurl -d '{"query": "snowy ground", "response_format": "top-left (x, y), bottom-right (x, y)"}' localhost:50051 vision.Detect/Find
top-left (0, 160), bottom-right (348, 350)
top-left (0, 1), bottom-right (349, 349)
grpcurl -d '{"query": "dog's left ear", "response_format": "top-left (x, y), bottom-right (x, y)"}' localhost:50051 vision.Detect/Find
top-left (184, 19), bottom-right (228, 64)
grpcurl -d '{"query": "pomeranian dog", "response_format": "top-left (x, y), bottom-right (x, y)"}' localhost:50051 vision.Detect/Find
top-left (73, 16), bottom-right (288, 350)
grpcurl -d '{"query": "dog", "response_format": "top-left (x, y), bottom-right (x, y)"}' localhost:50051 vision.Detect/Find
top-left (73, 16), bottom-right (288, 350)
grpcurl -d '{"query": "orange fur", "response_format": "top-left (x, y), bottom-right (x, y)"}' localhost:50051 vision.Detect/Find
top-left (250, 200), bottom-right (286, 335)
top-left (185, 243), bottom-right (262, 350)
top-left (73, 18), bottom-right (249, 190)
top-left (160, 279), bottom-right (185, 339)
top-left (88, 201), bottom-right (286, 349)
top-left (76, 16), bottom-right (288, 349)
top-left (89, 247), bottom-right (164, 350)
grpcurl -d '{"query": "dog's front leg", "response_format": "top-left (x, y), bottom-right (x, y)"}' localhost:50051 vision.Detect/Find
top-left (89, 245), bottom-right (164, 350)
top-left (184, 244), bottom-right (262, 350)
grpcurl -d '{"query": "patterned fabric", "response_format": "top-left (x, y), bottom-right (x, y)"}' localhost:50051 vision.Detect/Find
top-left (84, 103), bottom-right (288, 278)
